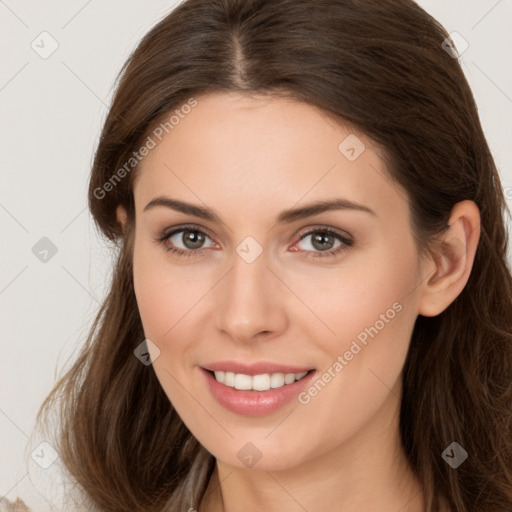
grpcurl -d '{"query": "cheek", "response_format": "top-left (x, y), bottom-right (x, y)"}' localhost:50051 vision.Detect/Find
top-left (301, 239), bottom-right (420, 409)
top-left (278, 253), bottom-right (420, 460)
top-left (132, 240), bottom-right (219, 376)
top-left (133, 241), bottom-right (197, 337)
top-left (132, 261), bottom-right (171, 340)
top-left (290, 239), bottom-right (419, 413)
top-left (291, 235), bottom-right (420, 357)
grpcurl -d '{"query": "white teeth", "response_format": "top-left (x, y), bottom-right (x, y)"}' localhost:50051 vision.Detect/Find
top-left (234, 373), bottom-right (253, 390)
top-left (270, 373), bottom-right (285, 388)
top-left (252, 374), bottom-right (271, 391)
top-left (212, 370), bottom-right (310, 390)
top-left (284, 373), bottom-right (296, 385)
top-left (224, 371), bottom-right (235, 387)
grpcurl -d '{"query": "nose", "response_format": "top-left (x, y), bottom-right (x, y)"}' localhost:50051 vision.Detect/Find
top-left (214, 245), bottom-right (288, 344)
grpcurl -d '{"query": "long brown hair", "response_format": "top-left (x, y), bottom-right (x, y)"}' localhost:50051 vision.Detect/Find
top-left (33, 0), bottom-right (512, 510)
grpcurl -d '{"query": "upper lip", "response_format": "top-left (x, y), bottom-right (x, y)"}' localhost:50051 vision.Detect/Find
top-left (201, 360), bottom-right (314, 376)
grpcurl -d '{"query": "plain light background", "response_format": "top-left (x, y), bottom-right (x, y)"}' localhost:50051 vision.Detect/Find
top-left (1, 0), bottom-right (511, 508)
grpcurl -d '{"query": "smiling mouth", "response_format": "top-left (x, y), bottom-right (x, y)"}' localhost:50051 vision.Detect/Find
top-left (204, 369), bottom-right (313, 391)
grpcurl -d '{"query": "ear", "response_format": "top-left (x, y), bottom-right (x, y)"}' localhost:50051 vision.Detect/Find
top-left (418, 200), bottom-right (481, 317)
top-left (116, 204), bottom-right (128, 234)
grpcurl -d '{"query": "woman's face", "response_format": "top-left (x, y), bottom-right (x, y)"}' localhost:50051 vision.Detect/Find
top-left (129, 92), bottom-right (430, 471)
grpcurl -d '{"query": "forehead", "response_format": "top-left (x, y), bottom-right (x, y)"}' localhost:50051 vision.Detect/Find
top-left (133, 92), bottom-right (406, 225)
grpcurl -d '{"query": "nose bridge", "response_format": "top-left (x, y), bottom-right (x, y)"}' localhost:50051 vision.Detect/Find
top-left (231, 241), bottom-right (267, 299)
top-left (215, 237), bottom-right (285, 340)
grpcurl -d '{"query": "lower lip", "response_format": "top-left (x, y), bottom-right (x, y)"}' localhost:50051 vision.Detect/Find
top-left (200, 367), bottom-right (317, 416)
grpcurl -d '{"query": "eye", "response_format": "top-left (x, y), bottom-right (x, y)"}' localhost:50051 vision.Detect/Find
top-left (156, 225), bottom-right (215, 258)
top-left (155, 224), bottom-right (353, 260)
top-left (292, 227), bottom-right (353, 259)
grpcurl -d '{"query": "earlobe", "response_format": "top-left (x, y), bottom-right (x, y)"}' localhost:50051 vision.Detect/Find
top-left (116, 205), bottom-right (128, 233)
top-left (418, 200), bottom-right (481, 317)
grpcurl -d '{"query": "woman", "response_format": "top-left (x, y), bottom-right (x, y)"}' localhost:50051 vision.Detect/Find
top-left (22, 0), bottom-right (512, 510)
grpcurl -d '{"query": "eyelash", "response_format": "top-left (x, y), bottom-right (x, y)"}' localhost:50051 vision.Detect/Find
top-left (154, 224), bottom-right (354, 260)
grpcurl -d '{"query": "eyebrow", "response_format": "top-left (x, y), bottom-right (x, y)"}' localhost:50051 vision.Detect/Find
top-left (143, 196), bottom-right (376, 223)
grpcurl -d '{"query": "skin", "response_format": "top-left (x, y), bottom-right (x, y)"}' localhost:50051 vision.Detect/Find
top-left (116, 92), bottom-right (480, 512)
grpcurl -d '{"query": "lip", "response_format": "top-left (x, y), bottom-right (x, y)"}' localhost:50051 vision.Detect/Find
top-left (201, 360), bottom-right (313, 376)
top-left (200, 366), bottom-right (317, 417)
